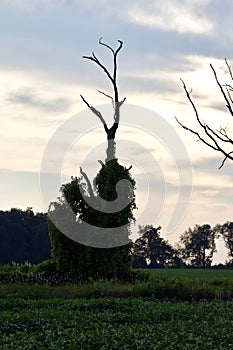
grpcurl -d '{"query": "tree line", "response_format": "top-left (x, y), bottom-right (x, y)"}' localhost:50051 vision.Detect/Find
top-left (0, 207), bottom-right (232, 268)
top-left (133, 223), bottom-right (233, 268)
top-left (0, 208), bottom-right (50, 265)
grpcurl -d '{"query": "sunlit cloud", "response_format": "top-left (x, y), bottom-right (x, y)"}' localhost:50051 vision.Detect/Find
top-left (128, 0), bottom-right (213, 34)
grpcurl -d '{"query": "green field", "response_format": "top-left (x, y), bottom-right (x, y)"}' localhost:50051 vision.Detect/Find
top-left (148, 268), bottom-right (233, 280)
top-left (1, 268), bottom-right (233, 301)
top-left (1, 298), bottom-right (233, 349)
top-left (0, 269), bottom-right (233, 349)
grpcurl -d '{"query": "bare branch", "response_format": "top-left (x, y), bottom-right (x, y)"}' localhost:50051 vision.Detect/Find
top-left (223, 83), bottom-right (233, 91)
top-left (180, 79), bottom-right (233, 150)
top-left (116, 40), bottom-right (123, 56)
top-left (218, 151), bottom-right (233, 169)
top-left (205, 125), bottom-right (233, 144)
top-left (210, 63), bottom-right (233, 117)
top-left (180, 79), bottom-right (205, 129)
top-left (177, 62), bottom-right (233, 168)
top-left (99, 37), bottom-right (114, 54)
top-left (113, 40), bottom-right (123, 89)
top-left (82, 38), bottom-right (123, 104)
top-left (82, 52), bottom-right (114, 86)
top-left (119, 97), bottom-right (126, 106)
top-left (80, 167), bottom-right (94, 199)
top-left (218, 127), bottom-right (233, 144)
top-left (98, 90), bottom-right (115, 108)
top-left (226, 87), bottom-right (233, 105)
top-left (225, 58), bottom-right (233, 81)
top-left (175, 117), bottom-right (218, 152)
top-left (80, 94), bottom-right (91, 109)
top-left (176, 116), bottom-right (233, 168)
top-left (80, 94), bottom-right (108, 133)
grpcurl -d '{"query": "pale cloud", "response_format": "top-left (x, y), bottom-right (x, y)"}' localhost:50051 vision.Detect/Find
top-left (8, 88), bottom-right (71, 112)
top-left (128, 0), bottom-right (213, 34)
top-left (132, 54), bottom-right (233, 130)
top-left (0, 69), bottom-right (85, 177)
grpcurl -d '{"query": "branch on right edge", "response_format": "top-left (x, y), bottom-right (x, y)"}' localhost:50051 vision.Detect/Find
top-left (176, 77), bottom-right (233, 168)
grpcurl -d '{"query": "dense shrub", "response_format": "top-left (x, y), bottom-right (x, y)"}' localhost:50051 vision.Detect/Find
top-left (48, 160), bottom-right (136, 281)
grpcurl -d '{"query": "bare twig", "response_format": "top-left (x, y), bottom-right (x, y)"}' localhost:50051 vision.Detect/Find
top-left (98, 90), bottom-right (115, 108)
top-left (179, 79), bottom-right (226, 150)
top-left (99, 37), bottom-right (114, 54)
top-left (218, 151), bottom-right (233, 169)
top-left (225, 87), bottom-right (233, 105)
top-left (175, 117), bottom-right (219, 152)
top-left (225, 58), bottom-right (233, 81)
top-left (218, 127), bottom-right (233, 144)
top-left (80, 167), bottom-right (94, 199)
top-left (210, 64), bottom-right (233, 117)
top-left (206, 125), bottom-right (233, 145)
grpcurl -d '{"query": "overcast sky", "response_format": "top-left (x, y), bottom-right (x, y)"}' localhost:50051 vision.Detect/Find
top-left (1, 0), bottom-right (233, 262)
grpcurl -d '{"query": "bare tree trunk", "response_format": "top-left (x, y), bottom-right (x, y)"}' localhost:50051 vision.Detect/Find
top-left (106, 123), bottom-right (118, 161)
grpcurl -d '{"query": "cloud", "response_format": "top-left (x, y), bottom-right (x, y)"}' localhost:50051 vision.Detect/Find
top-left (8, 88), bottom-right (71, 112)
top-left (0, 0), bottom-right (213, 37)
top-left (128, 0), bottom-right (213, 34)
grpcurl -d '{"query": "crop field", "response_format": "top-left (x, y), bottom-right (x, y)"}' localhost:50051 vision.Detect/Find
top-left (0, 269), bottom-right (233, 349)
top-left (1, 297), bottom-right (233, 349)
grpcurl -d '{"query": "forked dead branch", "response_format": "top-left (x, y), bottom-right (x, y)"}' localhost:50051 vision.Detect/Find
top-left (80, 38), bottom-right (126, 162)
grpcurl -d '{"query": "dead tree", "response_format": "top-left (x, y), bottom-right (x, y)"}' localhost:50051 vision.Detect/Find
top-left (80, 38), bottom-right (126, 162)
top-left (176, 59), bottom-right (233, 169)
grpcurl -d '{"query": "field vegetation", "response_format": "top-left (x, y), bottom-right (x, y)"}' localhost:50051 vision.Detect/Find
top-left (1, 297), bottom-right (233, 349)
top-left (0, 264), bottom-right (233, 349)
top-left (0, 265), bottom-right (233, 301)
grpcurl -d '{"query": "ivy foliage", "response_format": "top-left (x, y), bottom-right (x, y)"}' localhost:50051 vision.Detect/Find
top-left (48, 159), bottom-right (136, 281)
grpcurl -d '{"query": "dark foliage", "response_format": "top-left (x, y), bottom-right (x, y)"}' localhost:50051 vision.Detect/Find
top-left (214, 221), bottom-right (233, 263)
top-left (0, 208), bottom-right (50, 265)
top-left (132, 225), bottom-right (183, 268)
top-left (178, 224), bottom-right (216, 268)
top-left (48, 159), bottom-right (136, 281)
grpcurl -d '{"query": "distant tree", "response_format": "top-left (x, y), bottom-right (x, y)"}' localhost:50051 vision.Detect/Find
top-left (176, 59), bottom-right (233, 169)
top-left (0, 208), bottom-right (50, 265)
top-left (178, 224), bottom-right (216, 268)
top-left (132, 225), bottom-right (182, 268)
top-left (214, 222), bottom-right (233, 264)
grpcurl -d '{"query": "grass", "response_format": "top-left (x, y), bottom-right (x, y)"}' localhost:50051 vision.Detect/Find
top-left (0, 297), bottom-right (233, 349)
top-left (148, 268), bottom-right (233, 281)
top-left (0, 269), bottom-right (232, 301)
